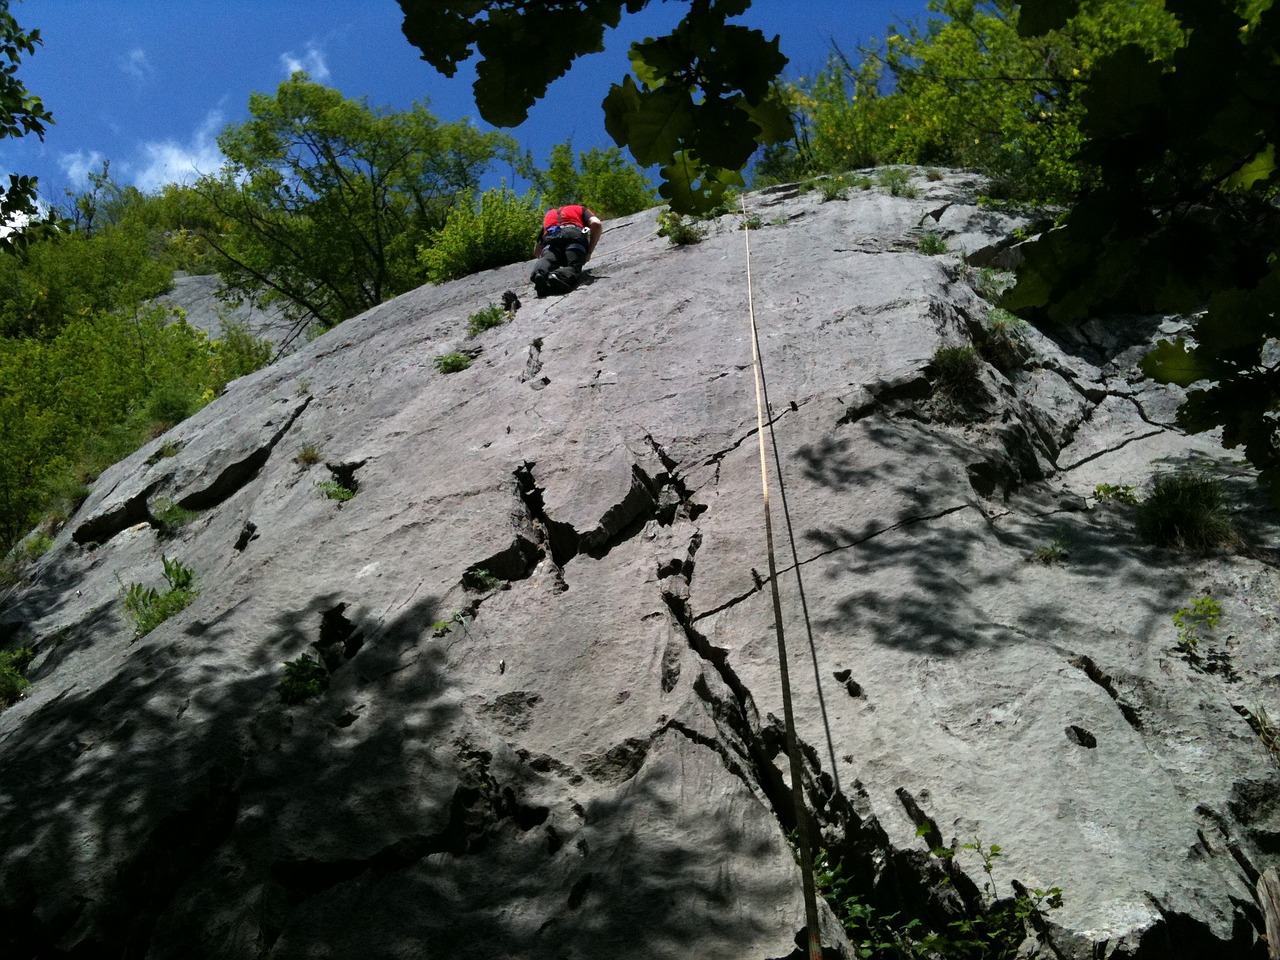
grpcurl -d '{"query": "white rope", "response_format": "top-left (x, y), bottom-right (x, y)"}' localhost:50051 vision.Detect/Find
top-left (741, 196), bottom-right (825, 960)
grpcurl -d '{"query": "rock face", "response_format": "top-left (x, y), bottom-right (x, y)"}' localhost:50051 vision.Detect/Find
top-left (2, 171), bottom-right (1278, 959)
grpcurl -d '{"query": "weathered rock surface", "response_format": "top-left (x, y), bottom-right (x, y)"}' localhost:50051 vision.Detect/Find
top-left (158, 272), bottom-right (295, 350)
top-left (3, 170), bottom-right (1278, 959)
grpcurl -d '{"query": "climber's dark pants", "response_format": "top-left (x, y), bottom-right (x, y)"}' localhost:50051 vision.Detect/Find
top-left (531, 226), bottom-right (588, 292)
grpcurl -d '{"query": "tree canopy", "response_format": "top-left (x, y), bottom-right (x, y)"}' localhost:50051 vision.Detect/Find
top-left (396, 0), bottom-right (793, 212)
top-left (756, 0), bottom-right (1180, 203)
top-left (1007, 0), bottom-right (1280, 494)
top-left (193, 73), bottom-right (518, 333)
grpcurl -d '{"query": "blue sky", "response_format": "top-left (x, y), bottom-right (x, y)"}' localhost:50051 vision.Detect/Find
top-left (3, 0), bottom-right (931, 206)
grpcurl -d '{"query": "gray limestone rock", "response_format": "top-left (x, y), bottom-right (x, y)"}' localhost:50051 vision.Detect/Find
top-left (2, 171), bottom-right (1276, 959)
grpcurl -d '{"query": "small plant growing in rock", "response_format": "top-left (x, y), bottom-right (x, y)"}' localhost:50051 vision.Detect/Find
top-left (925, 168), bottom-right (944, 181)
top-left (1031, 534), bottom-right (1068, 565)
top-left (435, 352), bottom-right (472, 374)
top-left (316, 479), bottom-right (355, 502)
top-left (294, 443), bottom-right (323, 467)
top-left (463, 567), bottom-right (500, 591)
top-left (971, 267), bottom-right (1015, 301)
top-left (278, 653), bottom-right (328, 705)
top-left (20, 532), bottom-right (53, 562)
top-left (467, 303), bottom-right (507, 337)
top-left (876, 167), bottom-right (918, 198)
top-left (1250, 706), bottom-right (1279, 764)
top-left (1136, 470), bottom-right (1236, 552)
top-left (151, 498), bottom-right (197, 535)
top-left (934, 837), bottom-right (1064, 957)
top-left (1172, 594), bottom-right (1222, 656)
top-left (815, 175), bottom-right (848, 201)
top-left (1094, 483), bottom-right (1137, 504)
top-left (656, 209), bottom-right (706, 245)
top-left (0, 646), bottom-right (34, 709)
top-left (739, 212), bottom-right (764, 230)
top-left (918, 231), bottom-right (948, 255)
top-left (1170, 594), bottom-right (1236, 679)
top-left (145, 439), bottom-right (181, 465)
top-left (814, 834), bottom-right (1062, 960)
top-left (431, 610), bottom-right (470, 637)
top-left (124, 555), bottom-right (198, 639)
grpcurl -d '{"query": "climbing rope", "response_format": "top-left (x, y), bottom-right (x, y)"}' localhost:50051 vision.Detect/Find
top-left (740, 197), bottom-right (825, 960)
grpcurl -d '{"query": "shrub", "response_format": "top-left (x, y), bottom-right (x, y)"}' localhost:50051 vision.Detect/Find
top-left (876, 168), bottom-right (918, 198)
top-left (918, 231), bottom-right (948, 255)
top-left (467, 303), bottom-right (507, 337)
top-left (145, 381), bottom-right (202, 429)
top-left (21, 532), bottom-right (54, 561)
top-left (0, 646), bottom-right (34, 709)
top-left (816, 175), bottom-right (848, 202)
top-left (979, 308), bottom-right (1030, 372)
top-left (931, 345), bottom-right (983, 397)
top-left (210, 319), bottom-right (273, 387)
top-left (435, 352), bottom-right (472, 374)
top-left (537, 141), bottom-right (658, 218)
top-left (278, 653), bottom-right (328, 705)
top-left (124, 555), bottom-right (198, 639)
top-left (419, 186), bottom-right (541, 284)
top-left (1136, 470), bottom-right (1236, 552)
top-left (655, 210), bottom-right (706, 245)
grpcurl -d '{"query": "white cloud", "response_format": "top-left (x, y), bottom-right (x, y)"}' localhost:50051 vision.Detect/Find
top-left (279, 43), bottom-right (330, 81)
top-left (59, 149), bottom-right (108, 187)
top-left (120, 47), bottom-right (154, 83)
top-left (130, 111), bottom-right (226, 192)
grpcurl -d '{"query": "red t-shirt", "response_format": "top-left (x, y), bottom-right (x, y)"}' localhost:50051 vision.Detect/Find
top-left (542, 205), bottom-right (596, 231)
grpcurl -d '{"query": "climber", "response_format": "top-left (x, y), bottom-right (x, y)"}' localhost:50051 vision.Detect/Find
top-left (531, 203), bottom-right (603, 297)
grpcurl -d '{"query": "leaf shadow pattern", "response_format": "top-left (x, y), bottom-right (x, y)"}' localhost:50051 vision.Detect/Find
top-left (790, 413), bottom-right (1187, 658)
top-left (0, 591), bottom-right (450, 958)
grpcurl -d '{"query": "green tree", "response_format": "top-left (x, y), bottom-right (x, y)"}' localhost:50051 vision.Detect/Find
top-left (194, 73), bottom-right (517, 331)
top-left (0, 0), bottom-right (54, 249)
top-left (395, 0), bottom-right (793, 213)
top-left (0, 216), bottom-right (173, 339)
top-left (0, 304), bottom-right (228, 552)
top-left (1007, 0), bottom-right (1280, 496)
top-left (536, 141), bottom-right (657, 218)
top-left (759, 0), bottom-right (1180, 202)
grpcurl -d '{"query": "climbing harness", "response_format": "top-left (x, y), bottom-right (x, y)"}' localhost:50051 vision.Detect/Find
top-left (740, 196), bottom-right (825, 960)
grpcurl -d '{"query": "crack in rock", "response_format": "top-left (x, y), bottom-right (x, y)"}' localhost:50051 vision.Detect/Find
top-left (71, 398), bottom-right (312, 546)
top-left (178, 396), bottom-right (313, 512)
top-left (514, 458), bottom-right (705, 571)
top-left (521, 337), bottom-right (545, 386)
top-left (1068, 655), bottom-right (1143, 730)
